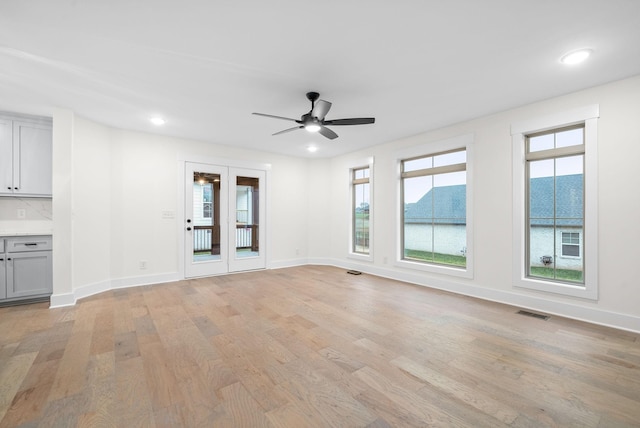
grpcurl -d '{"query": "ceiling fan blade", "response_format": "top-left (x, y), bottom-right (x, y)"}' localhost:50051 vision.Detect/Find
top-left (273, 125), bottom-right (303, 136)
top-left (253, 112), bottom-right (299, 122)
top-left (323, 118), bottom-right (375, 126)
top-left (318, 125), bottom-right (338, 140)
top-left (311, 99), bottom-right (332, 121)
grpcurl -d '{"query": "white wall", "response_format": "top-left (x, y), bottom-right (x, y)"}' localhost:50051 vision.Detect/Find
top-left (51, 115), bottom-right (313, 305)
top-left (72, 117), bottom-right (112, 289)
top-left (319, 75), bottom-right (640, 332)
top-left (49, 74), bottom-right (640, 332)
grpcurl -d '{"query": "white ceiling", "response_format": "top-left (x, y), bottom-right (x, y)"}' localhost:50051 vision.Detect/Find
top-left (2, 1), bottom-right (640, 158)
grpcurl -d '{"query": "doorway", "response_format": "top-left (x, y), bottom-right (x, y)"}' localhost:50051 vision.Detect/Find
top-left (184, 162), bottom-right (266, 278)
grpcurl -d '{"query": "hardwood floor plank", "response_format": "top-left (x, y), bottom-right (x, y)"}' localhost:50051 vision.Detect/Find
top-left (353, 365), bottom-right (470, 427)
top-left (47, 331), bottom-right (92, 402)
top-left (391, 354), bottom-right (519, 424)
top-left (268, 357), bottom-right (378, 427)
top-left (0, 352), bottom-right (39, 423)
top-left (0, 265), bottom-right (638, 427)
top-left (218, 382), bottom-right (273, 427)
top-left (138, 341), bottom-right (185, 411)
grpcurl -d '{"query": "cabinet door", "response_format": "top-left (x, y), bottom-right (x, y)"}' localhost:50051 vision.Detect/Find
top-left (0, 119), bottom-right (12, 195)
top-left (13, 121), bottom-right (52, 196)
top-left (6, 251), bottom-right (53, 298)
top-left (0, 259), bottom-right (6, 300)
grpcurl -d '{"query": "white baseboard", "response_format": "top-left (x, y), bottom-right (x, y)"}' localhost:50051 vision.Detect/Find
top-left (314, 257), bottom-right (640, 334)
top-left (50, 258), bottom-right (640, 334)
top-left (49, 292), bottom-right (76, 308)
top-left (49, 272), bottom-right (181, 308)
top-left (268, 257), bottom-right (309, 269)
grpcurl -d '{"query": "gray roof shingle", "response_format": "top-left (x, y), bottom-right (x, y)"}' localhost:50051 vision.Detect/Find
top-left (404, 174), bottom-right (583, 226)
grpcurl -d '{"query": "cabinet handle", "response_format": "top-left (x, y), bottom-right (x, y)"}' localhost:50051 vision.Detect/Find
top-left (24, 243), bottom-right (38, 246)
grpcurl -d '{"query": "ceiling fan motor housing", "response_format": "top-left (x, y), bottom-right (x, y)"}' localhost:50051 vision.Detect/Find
top-left (306, 92), bottom-right (320, 103)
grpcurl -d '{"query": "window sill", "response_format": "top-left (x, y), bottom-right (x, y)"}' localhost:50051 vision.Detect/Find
top-left (395, 259), bottom-right (473, 279)
top-left (347, 252), bottom-right (373, 262)
top-left (514, 276), bottom-right (597, 300)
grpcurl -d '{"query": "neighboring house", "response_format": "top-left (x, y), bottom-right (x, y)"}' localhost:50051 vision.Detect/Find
top-left (529, 173), bottom-right (583, 270)
top-left (404, 184), bottom-right (467, 258)
top-left (193, 182), bottom-right (213, 227)
top-left (404, 174), bottom-right (583, 270)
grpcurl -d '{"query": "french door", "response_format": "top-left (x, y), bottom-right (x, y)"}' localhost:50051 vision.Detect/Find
top-left (185, 162), bottom-right (266, 278)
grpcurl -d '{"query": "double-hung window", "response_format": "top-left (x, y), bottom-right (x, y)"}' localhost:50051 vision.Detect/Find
top-left (349, 158), bottom-right (373, 260)
top-left (396, 134), bottom-right (473, 278)
top-left (512, 105), bottom-right (598, 299)
top-left (526, 125), bottom-right (584, 283)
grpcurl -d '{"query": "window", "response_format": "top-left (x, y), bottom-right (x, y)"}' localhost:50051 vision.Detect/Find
top-left (202, 184), bottom-right (213, 218)
top-left (395, 134), bottom-right (473, 278)
top-left (352, 166), bottom-right (370, 255)
top-left (526, 125), bottom-right (584, 283)
top-left (561, 232), bottom-right (581, 257)
top-left (402, 148), bottom-right (467, 268)
top-left (512, 105), bottom-right (598, 299)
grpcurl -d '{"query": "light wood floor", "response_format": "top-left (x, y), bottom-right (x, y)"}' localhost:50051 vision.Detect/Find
top-left (1, 265), bottom-right (639, 427)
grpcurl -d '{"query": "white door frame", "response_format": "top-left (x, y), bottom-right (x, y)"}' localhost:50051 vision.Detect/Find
top-left (184, 162), bottom-right (229, 278)
top-left (178, 155), bottom-right (270, 279)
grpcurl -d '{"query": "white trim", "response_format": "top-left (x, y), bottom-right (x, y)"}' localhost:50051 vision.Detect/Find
top-left (393, 133), bottom-right (474, 279)
top-left (49, 258), bottom-right (639, 334)
top-left (511, 104), bottom-right (599, 136)
top-left (177, 152), bottom-right (272, 172)
top-left (179, 155), bottom-right (271, 278)
top-left (49, 292), bottom-right (75, 308)
top-left (347, 157), bottom-right (374, 262)
top-left (512, 106), bottom-right (599, 300)
top-left (49, 272), bottom-right (180, 308)
top-left (305, 257), bottom-right (640, 334)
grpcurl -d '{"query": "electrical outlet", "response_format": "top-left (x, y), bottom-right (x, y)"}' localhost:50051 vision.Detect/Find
top-left (17, 209), bottom-right (26, 219)
top-left (139, 260), bottom-right (147, 270)
top-left (295, 248), bottom-right (300, 256)
top-left (383, 256), bottom-right (388, 264)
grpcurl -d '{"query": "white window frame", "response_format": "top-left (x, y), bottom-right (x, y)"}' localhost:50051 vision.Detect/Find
top-left (512, 105), bottom-right (598, 300)
top-left (394, 134), bottom-right (474, 279)
top-left (560, 231), bottom-right (581, 258)
top-left (348, 157), bottom-right (374, 262)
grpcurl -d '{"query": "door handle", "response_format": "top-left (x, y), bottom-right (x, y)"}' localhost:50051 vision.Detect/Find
top-left (186, 227), bottom-right (192, 231)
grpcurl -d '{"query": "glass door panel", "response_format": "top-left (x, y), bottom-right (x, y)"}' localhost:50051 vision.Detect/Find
top-left (229, 168), bottom-right (266, 272)
top-left (185, 163), bottom-right (228, 277)
top-left (235, 176), bottom-right (259, 258)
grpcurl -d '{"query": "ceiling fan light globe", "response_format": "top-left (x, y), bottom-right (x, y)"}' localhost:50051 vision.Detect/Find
top-left (305, 123), bottom-right (321, 133)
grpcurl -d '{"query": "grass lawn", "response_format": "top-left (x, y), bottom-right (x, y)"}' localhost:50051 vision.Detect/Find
top-left (530, 266), bottom-right (584, 283)
top-left (404, 249), bottom-right (466, 267)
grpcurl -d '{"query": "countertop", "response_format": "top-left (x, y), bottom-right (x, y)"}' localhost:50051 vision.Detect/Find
top-left (0, 220), bottom-right (53, 236)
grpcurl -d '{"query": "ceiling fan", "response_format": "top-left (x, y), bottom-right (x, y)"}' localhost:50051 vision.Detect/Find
top-left (252, 92), bottom-right (375, 140)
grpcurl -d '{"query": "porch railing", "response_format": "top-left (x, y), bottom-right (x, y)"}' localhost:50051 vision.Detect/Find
top-left (193, 225), bottom-right (258, 252)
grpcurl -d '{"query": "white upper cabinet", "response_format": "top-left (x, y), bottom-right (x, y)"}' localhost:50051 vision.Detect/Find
top-left (0, 114), bottom-right (52, 197)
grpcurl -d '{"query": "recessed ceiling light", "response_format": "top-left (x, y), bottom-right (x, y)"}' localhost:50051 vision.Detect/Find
top-left (560, 49), bottom-right (592, 65)
top-left (307, 146), bottom-right (318, 153)
top-left (150, 117), bottom-right (166, 126)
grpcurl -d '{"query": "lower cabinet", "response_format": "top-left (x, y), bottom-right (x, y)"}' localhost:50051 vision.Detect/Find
top-left (0, 235), bottom-right (52, 304)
